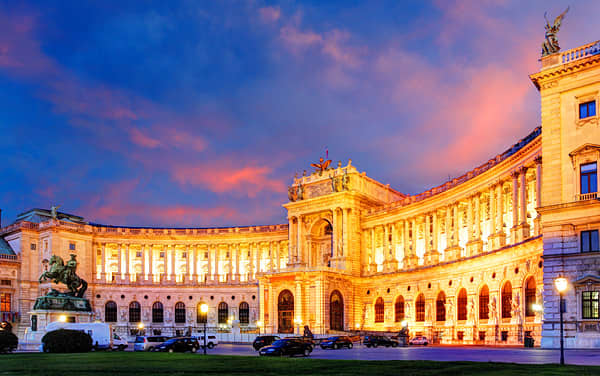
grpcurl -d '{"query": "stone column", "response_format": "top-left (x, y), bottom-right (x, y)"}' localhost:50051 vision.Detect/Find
top-left (255, 243), bottom-right (261, 275)
top-left (466, 195), bottom-right (483, 256)
top-left (297, 216), bottom-right (304, 266)
top-left (496, 182), bottom-right (506, 247)
top-left (214, 245), bottom-right (220, 283)
top-left (382, 224), bottom-right (390, 271)
top-left (288, 217), bottom-right (295, 266)
top-left (390, 222), bottom-right (398, 269)
top-left (148, 245), bottom-right (154, 283)
top-left (169, 245), bottom-right (175, 281)
top-left (141, 244), bottom-right (147, 281)
top-left (404, 218), bottom-right (417, 268)
top-left (445, 207), bottom-right (451, 250)
top-left (452, 203), bottom-right (459, 247)
top-left (101, 243), bottom-right (106, 281)
top-left (191, 245), bottom-right (197, 282)
top-left (342, 208), bottom-right (348, 257)
top-left (362, 230), bottom-right (369, 275)
top-left (511, 171), bottom-right (519, 229)
top-left (186, 245), bottom-right (192, 282)
top-left (207, 245), bottom-right (212, 283)
top-left (467, 198), bottom-right (473, 242)
top-left (489, 185), bottom-right (496, 238)
top-left (227, 244), bottom-right (233, 283)
top-left (295, 281), bottom-right (303, 332)
top-left (369, 227), bottom-right (377, 272)
top-left (124, 243), bottom-right (130, 282)
top-left (534, 156), bottom-right (542, 235)
top-left (117, 243), bottom-right (122, 282)
top-left (234, 243), bottom-right (240, 282)
top-left (275, 241), bottom-right (280, 272)
top-left (332, 210), bottom-right (338, 268)
top-left (426, 212), bottom-right (440, 264)
top-left (268, 241), bottom-right (274, 271)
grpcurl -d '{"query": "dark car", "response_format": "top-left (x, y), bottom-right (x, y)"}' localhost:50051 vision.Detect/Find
top-left (363, 335), bottom-right (399, 348)
top-left (258, 338), bottom-right (312, 357)
top-left (253, 335), bottom-right (281, 350)
top-left (319, 336), bottom-right (353, 349)
top-left (153, 337), bottom-right (200, 353)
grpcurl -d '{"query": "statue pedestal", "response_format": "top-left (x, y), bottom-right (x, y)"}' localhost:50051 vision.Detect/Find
top-left (19, 309), bottom-right (94, 351)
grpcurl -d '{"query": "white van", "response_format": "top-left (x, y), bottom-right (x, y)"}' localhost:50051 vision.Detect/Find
top-left (196, 333), bottom-right (218, 349)
top-left (42, 322), bottom-right (128, 351)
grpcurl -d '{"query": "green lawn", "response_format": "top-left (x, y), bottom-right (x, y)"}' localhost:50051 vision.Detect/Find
top-left (1, 352), bottom-right (599, 376)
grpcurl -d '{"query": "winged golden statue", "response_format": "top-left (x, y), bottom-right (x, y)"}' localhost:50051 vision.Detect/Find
top-left (541, 7), bottom-right (569, 57)
top-left (311, 157), bottom-right (332, 175)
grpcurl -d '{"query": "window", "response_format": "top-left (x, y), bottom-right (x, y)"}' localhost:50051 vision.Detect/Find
top-left (479, 285), bottom-right (489, 320)
top-left (374, 298), bottom-right (384, 323)
top-left (218, 302), bottom-right (228, 324)
top-left (502, 282), bottom-right (512, 319)
top-left (152, 302), bottom-right (164, 323)
top-left (105, 301), bottom-right (117, 322)
top-left (69, 242), bottom-right (76, 251)
top-left (160, 252), bottom-right (165, 258)
top-left (239, 302), bottom-right (249, 324)
top-left (136, 252), bottom-right (142, 258)
top-left (197, 303), bottom-right (207, 323)
top-left (205, 252), bottom-right (209, 259)
top-left (525, 277), bottom-right (536, 317)
top-left (1, 280), bottom-right (11, 286)
top-left (0, 293), bottom-right (11, 312)
top-left (436, 292), bottom-right (446, 322)
top-left (174, 302), bottom-right (186, 323)
top-left (582, 291), bottom-right (600, 319)
top-left (415, 294), bottom-right (425, 322)
top-left (581, 162), bottom-right (598, 194)
top-left (394, 296), bottom-right (405, 322)
top-left (581, 230), bottom-right (600, 252)
top-left (579, 101), bottom-right (596, 119)
top-left (129, 301), bottom-right (141, 323)
top-left (457, 289), bottom-right (467, 321)
top-left (30, 243), bottom-right (36, 250)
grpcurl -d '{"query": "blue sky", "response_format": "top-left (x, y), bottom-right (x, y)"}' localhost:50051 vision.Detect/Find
top-left (0, 0), bottom-right (594, 227)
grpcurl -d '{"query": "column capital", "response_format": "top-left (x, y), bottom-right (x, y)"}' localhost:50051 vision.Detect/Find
top-left (534, 155), bottom-right (542, 165)
top-left (518, 165), bottom-right (528, 175)
top-left (510, 169), bottom-right (520, 179)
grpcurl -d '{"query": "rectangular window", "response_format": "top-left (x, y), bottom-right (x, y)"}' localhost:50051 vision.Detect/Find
top-left (580, 101), bottom-right (596, 119)
top-left (582, 291), bottom-right (600, 319)
top-left (160, 252), bottom-right (165, 258)
top-left (581, 162), bottom-right (598, 194)
top-left (69, 242), bottom-right (76, 251)
top-left (182, 252), bottom-right (187, 258)
top-left (136, 252), bottom-right (142, 258)
top-left (204, 252), bottom-right (209, 259)
top-left (1, 280), bottom-right (11, 286)
top-left (581, 230), bottom-right (600, 252)
top-left (0, 293), bottom-right (11, 312)
top-left (30, 243), bottom-right (36, 250)
top-left (501, 331), bottom-right (508, 342)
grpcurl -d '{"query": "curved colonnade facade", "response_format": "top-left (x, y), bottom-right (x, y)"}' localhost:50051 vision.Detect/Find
top-left (1, 40), bottom-right (600, 348)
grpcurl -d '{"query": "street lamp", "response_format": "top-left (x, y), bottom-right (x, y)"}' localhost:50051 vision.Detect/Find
top-left (200, 303), bottom-right (208, 355)
top-left (554, 276), bottom-right (568, 365)
top-left (256, 320), bottom-right (263, 335)
top-left (58, 315), bottom-right (67, 323)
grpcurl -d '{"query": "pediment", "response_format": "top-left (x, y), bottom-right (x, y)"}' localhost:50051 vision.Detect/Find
top-left (573, 274), bottom-right (600, 286)
top-left (569, 143), bottom-right (600, 157)
top-left (569, 143), bottom-right (600, 167)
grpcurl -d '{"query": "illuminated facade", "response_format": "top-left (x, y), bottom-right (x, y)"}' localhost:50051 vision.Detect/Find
top-left (1, 40), bottom-right (600, 348)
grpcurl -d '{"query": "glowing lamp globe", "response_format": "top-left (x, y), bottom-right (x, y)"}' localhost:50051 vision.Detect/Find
top-left (555, 277), bottom-right (568, 293)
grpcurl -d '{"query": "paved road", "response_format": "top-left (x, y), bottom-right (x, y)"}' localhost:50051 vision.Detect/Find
top-left (201, 343), bottom-right (600, 366)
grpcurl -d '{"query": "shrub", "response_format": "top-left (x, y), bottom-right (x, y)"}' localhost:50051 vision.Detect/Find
top-left (41, 329), bottom-right (92, 353)
top-left (0, 331), bottom-right (18, 353)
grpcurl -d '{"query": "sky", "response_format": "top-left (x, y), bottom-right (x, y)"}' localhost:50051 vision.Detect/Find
top-left (0, 0), bottom-right (596, 227)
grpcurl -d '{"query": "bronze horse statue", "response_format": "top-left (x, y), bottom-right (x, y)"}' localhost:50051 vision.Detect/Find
top-left (39, 254), bottom-right (88, 298)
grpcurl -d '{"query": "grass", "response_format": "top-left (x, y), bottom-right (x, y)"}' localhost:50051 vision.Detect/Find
top-left (1, 352), bottom-right (599, 376)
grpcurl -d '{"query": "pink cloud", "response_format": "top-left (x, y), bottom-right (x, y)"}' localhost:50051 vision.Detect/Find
top-left (129, 128), bottom-right (161, 148)
top-left (258, 6), bottom-right (281, 23)
top-left (279, 25), bottom-right (322, 51)
top-left (172, 161), bottom-right (285, 197)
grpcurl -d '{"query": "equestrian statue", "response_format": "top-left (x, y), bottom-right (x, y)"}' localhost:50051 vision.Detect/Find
top-left (39, 254), bottom-right (88, 298)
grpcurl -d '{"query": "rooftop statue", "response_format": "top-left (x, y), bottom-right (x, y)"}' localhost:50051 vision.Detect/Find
top-left (39, 254), bottom-right (88, 298)
top-left (541, 7), bottom-right (569, 57)
top-left (50, 205), bottom-right (61, 219)
top-left (311, 157), bottom-right (332, 175)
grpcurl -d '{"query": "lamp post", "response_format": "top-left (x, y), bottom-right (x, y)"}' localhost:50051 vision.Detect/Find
top-left (294, 317), bottom-right (302, 335)
top-left (554, 276), bottom-right (568, 365)
top-left (200, 303), bottom-right (208, 355)
top-left (256, 320), bottom-right (263, 335)
top-left (137, 322), bottom-right (145, 336)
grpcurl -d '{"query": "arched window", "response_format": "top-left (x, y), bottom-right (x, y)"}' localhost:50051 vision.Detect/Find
top-left (374, 297), bottom-right (384, 323)
top-left (174, 302), bottom-right (186, 324)
top-left (105, 301), bottom-right (117, 322)
top-left (457, 289), bottom-right (467, 321)
top-left (196, 302), bottom-right (207, 323)
top-left (502, 282), bottom-right (512, 319)
top-left (394, 296), bottom-right (405, 322)
top-left (436, 292), bottom-right (446, 322)
top-left (218, 302), bottom-right (228, 324)
top-left (239, 302), bottom-right (249, 324)
top-left (479, 285), bottom-right (489, 320)
top-left (129, 301), bottom-right (141, 323)
top-left (525, 277), bottom-right (536, 317)
top-left (152, 302), bottom-right (164, 323)
top-left (415, 294), bottom-right (425, 322)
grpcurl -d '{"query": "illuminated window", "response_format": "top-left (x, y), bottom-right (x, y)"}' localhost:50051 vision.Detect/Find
top-left (479, 285), bottom-right (489, 320)
top-left (69, 242), bottom-right (76, 251)
top-left (525, 277), bottom-right (536, 317)
top-left (457, 289), bottom-right (467, 321)
top-left (218, 302), bottom-right (228, 324)
top-left (436, 292), bottom-right (446, 322)
top-left (582, 291), bottom-right (600, 319)
top-left (239, 302), bottom-right (249, 324)
top-left (502, 282), bottom-right (512, 319)
top-left (174, 302), bottom-right (186, 323)
top-left (30, 243), bottom-right (36, 250)
top-left (394, 296), bottom-right (404, 322)
top-left (129, 301), bottom-right (141, 323)
top-left (579, 101), bottom-right (596, 119)
top-left (415, 294), bottom-right (425, 322)
top-left (152, 302), bottom-right (164, 323)
top-left (0, 293), bottom-right (11, 312)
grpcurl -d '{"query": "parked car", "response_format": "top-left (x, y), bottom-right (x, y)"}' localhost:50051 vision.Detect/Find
top-left (258, 338), bottom-right (312, 357)
top-left (112, 333), bottom-right (128, 351)
top-left (253, 335), bottom-right (281, 350)
top-left (195, 333), bottom-right (218, 349)
top-left (319, 336), bottom-right (353, 349)
top-left (153, 337), bottom-right (200, 353)
top-left (409, 335), bottom-right (429, 346)
top-left (363, 335), bottom-right (399, 348)
top-left (134, 335), bottom-right (169, 352)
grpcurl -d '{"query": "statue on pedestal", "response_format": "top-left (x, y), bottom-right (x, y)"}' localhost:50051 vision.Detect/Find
top-left (34, 254), bottom-right (90, 311)
top-left (541, 7), bottom-right (569, 56)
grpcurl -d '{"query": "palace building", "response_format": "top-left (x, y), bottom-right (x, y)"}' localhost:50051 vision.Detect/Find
top-left (1, 39), bottom-right (600, 348)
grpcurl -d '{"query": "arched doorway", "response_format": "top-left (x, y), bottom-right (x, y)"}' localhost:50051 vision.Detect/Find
top-left (278, 290), bottom-right (294, 333)
top-left (330, 290), bottom-right (344, 331)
